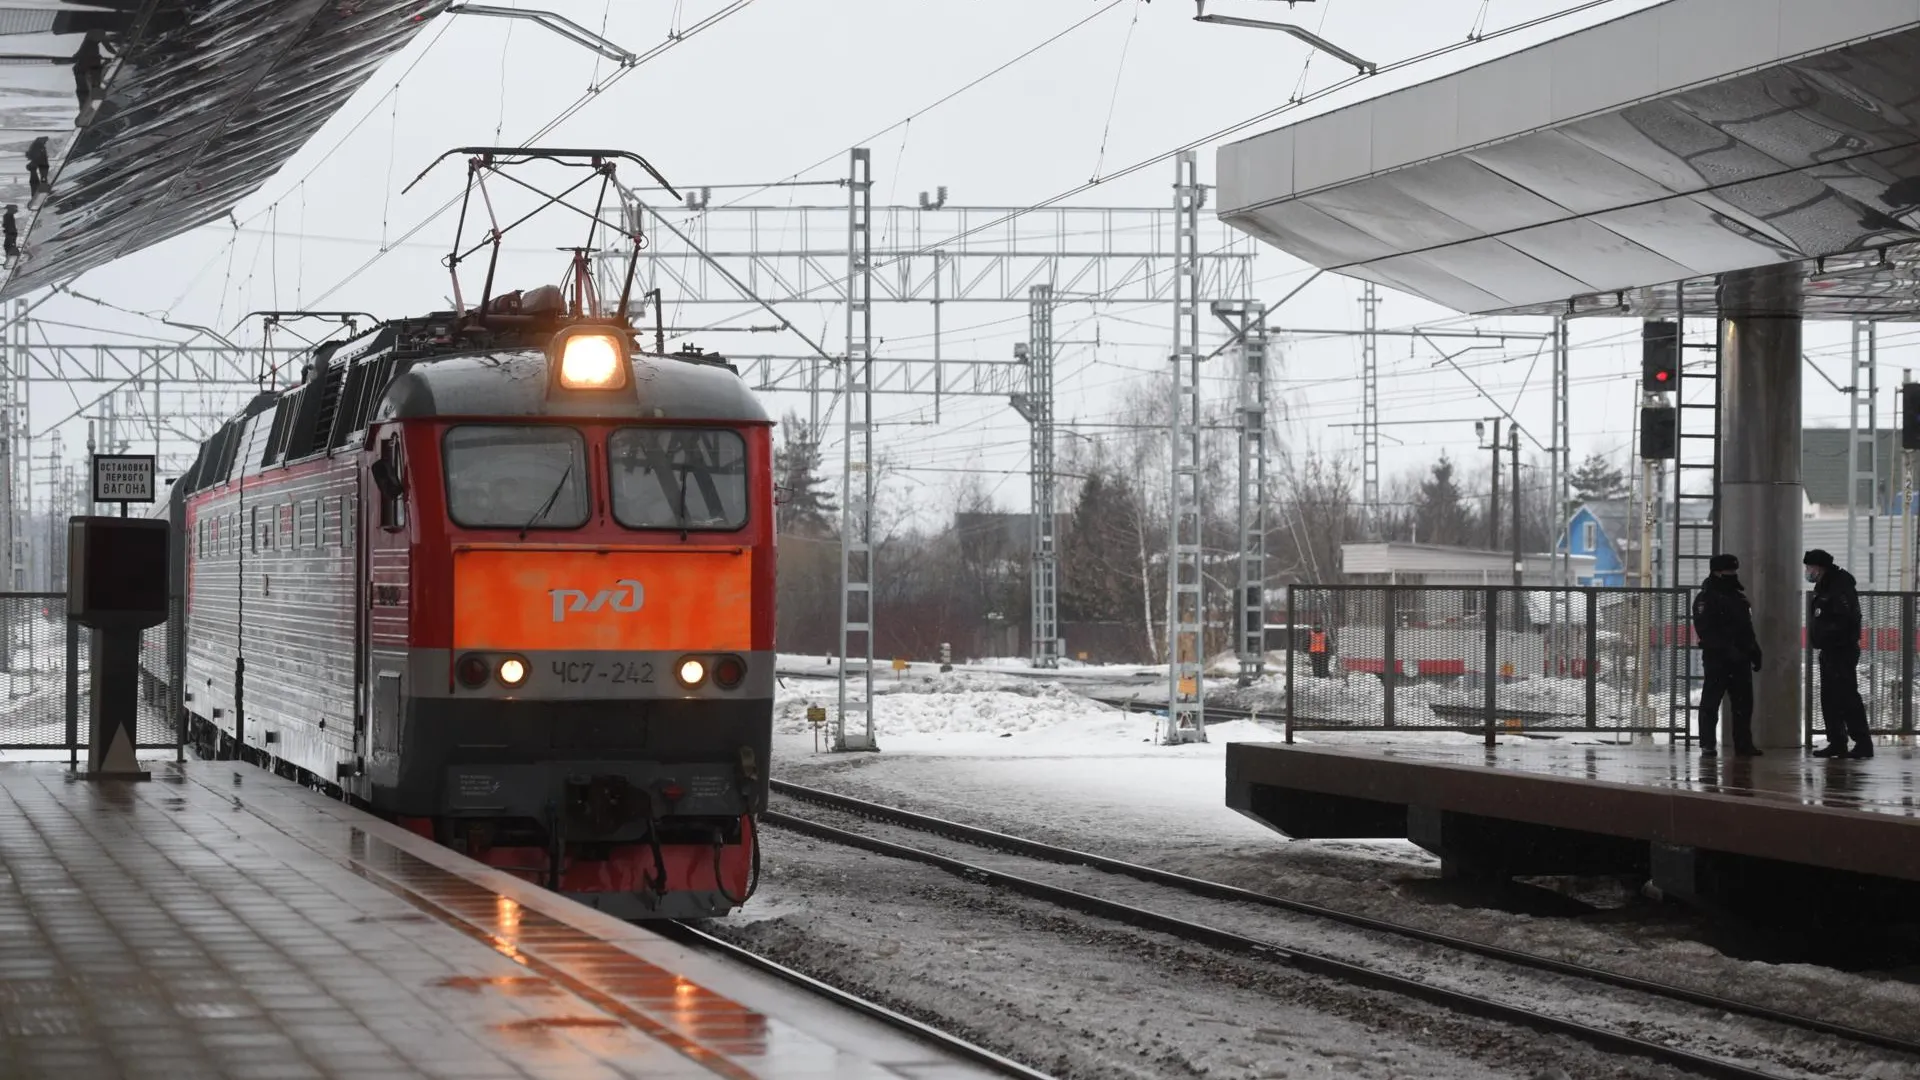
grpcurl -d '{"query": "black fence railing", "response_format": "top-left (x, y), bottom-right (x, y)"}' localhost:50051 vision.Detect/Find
top-left (1285, 584), bottom-right (1920, 741)
top-left (1284, 585), bottom-right (1695, 738)
top-left (1804, 591), bottom-right (1918, 740)
top-left (0, 592), bottom-right (182, 757)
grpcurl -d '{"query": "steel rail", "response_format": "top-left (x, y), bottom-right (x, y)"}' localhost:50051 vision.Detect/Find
top-left (765, 790), bottom-right (1920, 1077)
top-left (773, 779), bottom-right (1920, 1056)
top-left (660, 921), bottom-right (1058, 1080)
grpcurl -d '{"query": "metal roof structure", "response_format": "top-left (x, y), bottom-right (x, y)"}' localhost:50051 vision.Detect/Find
top-left (1216, 0), bottom-right (1920, 319)
top-left (0, 0), bottom-right (440, 300)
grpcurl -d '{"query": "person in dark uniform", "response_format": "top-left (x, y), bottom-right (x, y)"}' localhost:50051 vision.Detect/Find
top-left (73, 32), bottom-right (105, 111)
top-left (1691, 553), bottom-right (1762, 757)
top-left (25, 136), bottom-right (48, 196)
top-left (3, 205), bottom-right (18, 260)
top-left (1308, 626), bottom-right (1330, 677)
top-left (1805, 549), bottom-right (1873, 758)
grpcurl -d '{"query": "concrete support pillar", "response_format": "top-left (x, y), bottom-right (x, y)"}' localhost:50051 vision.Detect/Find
top-left (1719, 268), bottom-right (1803, 748)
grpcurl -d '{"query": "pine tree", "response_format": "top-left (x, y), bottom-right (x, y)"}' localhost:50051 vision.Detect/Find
top-left (1414, 454), bottom-right (1474, 547)
top-left (1569, 451), bottom-right (1630, 505)
top-left (774, 411), bottom-right (836, 536)
top-left (1061, 469), bottom-right (1141, 622)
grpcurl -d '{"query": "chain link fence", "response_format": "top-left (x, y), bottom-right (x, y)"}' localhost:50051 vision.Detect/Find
top-left (0, 593), bottom-right (181, 753)
top-left (1805, 591), bottom-right (1917, 739)
top-left (1283, 585), bottom-right (1692, 737)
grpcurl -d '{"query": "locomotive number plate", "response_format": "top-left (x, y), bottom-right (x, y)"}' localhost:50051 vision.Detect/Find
top-left (550, 660), bottom-right (655, 686)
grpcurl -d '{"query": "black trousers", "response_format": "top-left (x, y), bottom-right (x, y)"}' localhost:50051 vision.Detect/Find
top-left (1697, 652), bottom-right (1753, 751)
top-left (1818, 646), bottom-right (1872, 748)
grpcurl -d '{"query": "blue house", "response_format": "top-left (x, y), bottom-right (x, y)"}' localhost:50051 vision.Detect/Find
top-left (1559, 500), bottom-right (1631, 587)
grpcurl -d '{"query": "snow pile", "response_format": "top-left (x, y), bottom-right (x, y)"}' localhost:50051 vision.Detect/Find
top-left (774, 677), bottom-right (1124, 739)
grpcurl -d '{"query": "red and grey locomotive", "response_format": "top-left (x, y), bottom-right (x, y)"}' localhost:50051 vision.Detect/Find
top-left (146, 149), bottom-right (772, 918)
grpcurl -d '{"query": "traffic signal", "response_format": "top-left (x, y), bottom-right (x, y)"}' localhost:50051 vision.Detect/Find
top-left (1640, 405), bottom-right (1676, 460)
top-left (1642, 320), bottom-right (1678, 389)
top-left (1904, 383), bottom-right (1920, 450)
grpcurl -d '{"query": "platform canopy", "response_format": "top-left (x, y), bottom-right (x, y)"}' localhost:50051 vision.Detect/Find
top-left (1217, 0), bottom-right (1920, 319)
top-left (0, 0), bottom-right (441, 301)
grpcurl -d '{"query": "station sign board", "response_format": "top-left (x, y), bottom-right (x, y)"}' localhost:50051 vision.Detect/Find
top-left (91, 454), bottom-right (156, 504)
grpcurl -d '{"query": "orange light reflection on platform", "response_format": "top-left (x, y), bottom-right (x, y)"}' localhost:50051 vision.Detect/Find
top-left (492, 895), bottom-right (526, 963)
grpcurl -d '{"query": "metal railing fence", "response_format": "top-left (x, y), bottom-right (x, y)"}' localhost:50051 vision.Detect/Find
top-left (1285, 584), bottom-right (1920, 742)
top-left (0, 592), bottom-right (182, 758)
top-left (1284, 585), bottom-right (1692, 739)
top-left (1804, 590), bottom-right (1917, 741)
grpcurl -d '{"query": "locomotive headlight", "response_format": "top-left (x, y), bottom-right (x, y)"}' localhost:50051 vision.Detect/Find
top-left (676, 658), bottom-right (707, 687)
top-left (498, 657), bottom-right (528, 687)
top-left (557, 332), bottom-right (623, 389)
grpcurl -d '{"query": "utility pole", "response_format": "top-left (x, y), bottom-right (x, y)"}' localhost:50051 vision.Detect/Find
top-left (1510, 424), bottom-right (1522, 583)
top-left (1510, 423), bottom-right (1523, 630)
top-left (1478, 417), bottom-right (1501, 551)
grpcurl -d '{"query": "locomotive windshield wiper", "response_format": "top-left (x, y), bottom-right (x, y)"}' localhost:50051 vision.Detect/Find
top-left (674, 464), bottom-right (691, 542)
top-left (520, 450), bottom-right (575, 540)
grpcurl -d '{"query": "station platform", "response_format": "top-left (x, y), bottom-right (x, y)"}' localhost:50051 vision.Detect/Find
top-left (1226, 740), bottom-right (1920, 913)
top-left (0, 760), bottom-right (1000, 1079)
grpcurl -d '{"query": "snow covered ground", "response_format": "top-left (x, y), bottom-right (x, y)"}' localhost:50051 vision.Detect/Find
top-left (751, 673), bottom-right (1920, 1072)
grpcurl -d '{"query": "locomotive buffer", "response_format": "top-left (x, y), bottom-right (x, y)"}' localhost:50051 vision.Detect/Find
top-left (69, 453), bottom-right (166, 780)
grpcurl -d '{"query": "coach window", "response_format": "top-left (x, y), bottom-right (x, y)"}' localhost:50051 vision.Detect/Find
top-left (443, 425), bottom-right (589, 530)
top-left (608, 428), bottom-right (748, 531)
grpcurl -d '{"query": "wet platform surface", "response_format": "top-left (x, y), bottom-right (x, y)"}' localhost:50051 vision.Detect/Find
top-left (0, 761), bottom-right (997, 1079)
top-left (1227, 740), bottom-right (1920, 881)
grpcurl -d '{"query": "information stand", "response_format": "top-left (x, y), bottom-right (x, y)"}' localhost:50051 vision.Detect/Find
top-left (70, 454), bottom-right (165, 780)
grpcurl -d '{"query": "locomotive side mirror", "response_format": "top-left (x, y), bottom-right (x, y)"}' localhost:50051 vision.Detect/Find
top-left (371, 436), bottom-right (405, 499)
top-left (372, 436), bottom-right (407, 531)
top-left (371, 456), bottom-right (403, 500)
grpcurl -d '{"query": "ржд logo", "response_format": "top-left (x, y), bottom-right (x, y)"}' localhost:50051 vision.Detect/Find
top-left (550, 579), bottom-right (645, 622)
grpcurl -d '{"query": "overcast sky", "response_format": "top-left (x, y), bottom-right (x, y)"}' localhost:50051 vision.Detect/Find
top-left (27, 0), bottom-right (1913, 521)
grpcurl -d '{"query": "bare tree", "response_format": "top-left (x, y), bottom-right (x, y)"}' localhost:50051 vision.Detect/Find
top-left (1271, 444), bottom-right (1362, 585)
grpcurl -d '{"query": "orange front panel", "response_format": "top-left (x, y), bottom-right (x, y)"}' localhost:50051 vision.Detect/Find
top-left (453, 546), bottom-right (753, 651)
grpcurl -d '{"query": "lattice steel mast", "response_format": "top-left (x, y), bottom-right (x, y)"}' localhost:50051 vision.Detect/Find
top-left (1015, 284), bottom-right (1057, 668)
top-left (1215, 299), bottom-right (1269, 686)
top-left (1360, 282), bottom-right (1381, 527)
top-left (1165, 151), bottom-right (1206, 745)
top-left (836, 148), bottom-right (877, 752)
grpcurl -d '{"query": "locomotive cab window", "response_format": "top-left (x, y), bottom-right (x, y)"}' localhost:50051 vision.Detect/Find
top-left (608, 427), bottom-right (748, 531)
top-left (443, 425), bottom-right (590, 530)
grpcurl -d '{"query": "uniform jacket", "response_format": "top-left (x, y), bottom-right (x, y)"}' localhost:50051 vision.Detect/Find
top-left (1692, 575), bottom-right (1761, 666)
top-left (1809, 566), bottom-right (1863, 651)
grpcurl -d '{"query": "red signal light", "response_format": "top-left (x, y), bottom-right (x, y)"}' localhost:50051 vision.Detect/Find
top-left (714, 656), bottom-right (745, 689)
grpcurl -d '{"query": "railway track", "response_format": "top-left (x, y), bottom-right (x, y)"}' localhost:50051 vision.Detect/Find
top-left (661, 920), bottom-right (1058, 1080)
top-left (765, 779), bottom-right (1920, 1080)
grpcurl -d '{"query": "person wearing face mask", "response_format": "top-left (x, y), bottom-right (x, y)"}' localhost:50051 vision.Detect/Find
top-left (1803, 549), bottom-right (1872, 759)
top-left (1691, 553), bottom-right (1762, 757)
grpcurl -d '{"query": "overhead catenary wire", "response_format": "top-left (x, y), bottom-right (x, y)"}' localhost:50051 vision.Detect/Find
top-left (728, 0), bottom-right (1624, 316)
top-left (302, 0), bottom-right (762, 310)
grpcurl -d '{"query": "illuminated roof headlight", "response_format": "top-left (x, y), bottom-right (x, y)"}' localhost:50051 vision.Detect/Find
top-left (497, 657), bottom-right (529, 687)
top-left (557, 332), bottom-right (624, 389)
top-left (676, 658), bottom-right (707, 688)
